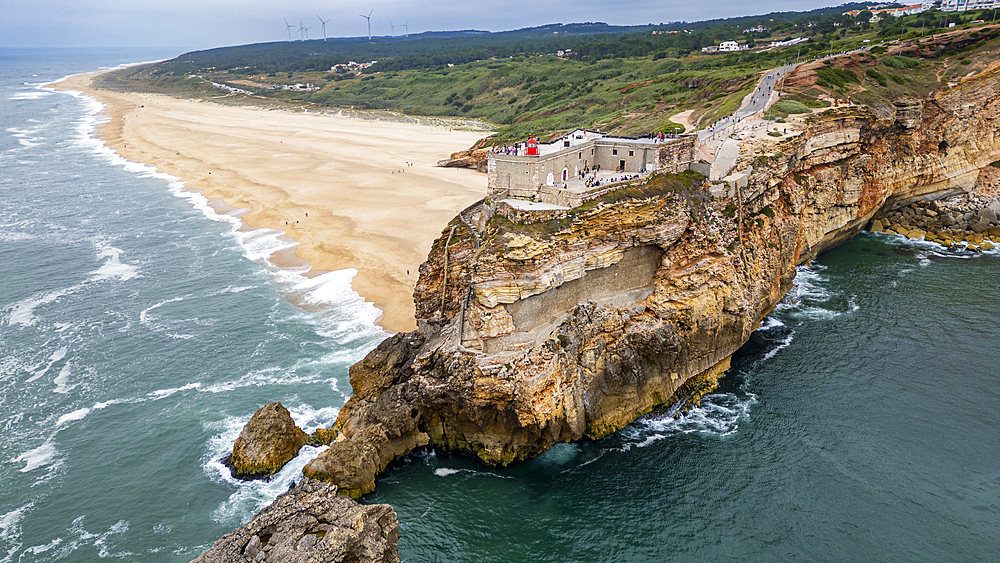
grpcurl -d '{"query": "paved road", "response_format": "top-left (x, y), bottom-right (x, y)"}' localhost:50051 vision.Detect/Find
top-left (697, 62), bottom-right (799, 143)
top-left (696, 46), bottom-right (872, 142)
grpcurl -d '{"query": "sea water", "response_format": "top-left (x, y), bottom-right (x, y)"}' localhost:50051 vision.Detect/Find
top-left (2, 49), bottom-right (998, 562)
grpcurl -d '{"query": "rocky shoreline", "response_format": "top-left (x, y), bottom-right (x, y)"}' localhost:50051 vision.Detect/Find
top-left (871, 178), bottom-right (1000, 251)
top-left (191, 478), bottom-right (399, 563)
top-left (195, 62), bottom-right (1000, 561)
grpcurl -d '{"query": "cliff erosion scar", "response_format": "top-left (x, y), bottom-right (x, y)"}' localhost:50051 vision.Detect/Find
top-left (296, 64), bottom-right (1000, 496)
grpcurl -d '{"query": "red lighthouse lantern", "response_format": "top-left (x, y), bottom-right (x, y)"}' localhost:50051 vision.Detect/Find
top-left (525, 135), bottom-right (539, 156)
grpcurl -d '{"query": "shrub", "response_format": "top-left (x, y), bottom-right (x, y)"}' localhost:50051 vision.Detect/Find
top-left (815, 66), bottom-right (860, 89)
top-left (866, 69), bottom-right (888, 87)
top-left (960, 59), bottom-right (972, 65)
top-left (883, 55), bottom-right (919, 69)
top-left (773, 99), bottom-right (812, 114)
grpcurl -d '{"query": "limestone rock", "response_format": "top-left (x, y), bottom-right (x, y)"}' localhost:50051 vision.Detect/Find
top-left (437, 148), bottom-right (490, 172)
top-left (298, 64), bottom-right (1000, 497)
top-left (226, 402), bottom-right (309, 479)
top-left (190, 478), bottom-right (399, 563)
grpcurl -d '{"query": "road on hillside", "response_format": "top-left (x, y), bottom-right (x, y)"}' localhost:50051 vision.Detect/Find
top-left (696, 46), bottom-right (872, 142)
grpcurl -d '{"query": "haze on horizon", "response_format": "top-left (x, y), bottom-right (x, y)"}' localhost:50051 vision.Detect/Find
top-left (2, 0), bottom-right (845, 52)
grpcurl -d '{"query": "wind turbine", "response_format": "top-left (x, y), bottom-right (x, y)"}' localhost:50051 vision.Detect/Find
top-left (284, 18), bottom-right (295, 42)
top-left (299, 19), bottom-right (311, 41)
top-left (317, 15), bottom-right (330, 41)
top-left (390, 21), bottom-right (396, 38)
top-left (360, 9), bottom-right (373, 42)
top-left (403, 19), bottom-right (409, 38)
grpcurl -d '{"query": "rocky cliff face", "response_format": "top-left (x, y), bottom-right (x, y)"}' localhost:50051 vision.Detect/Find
top-left (301, 65), bottom-right (1000, 496)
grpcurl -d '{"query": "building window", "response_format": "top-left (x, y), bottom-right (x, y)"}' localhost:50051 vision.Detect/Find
top-left (612, 149), bottom-right (618, 156)
top-left (628, 150), bottom-right (634, 157)
top-left (579, 152), bottom-right (582, 159)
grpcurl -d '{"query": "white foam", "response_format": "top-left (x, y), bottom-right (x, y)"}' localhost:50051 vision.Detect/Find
top-left (7, 91), bottom-right (53, 100)
top-left (757, 317), bottom-right (785, 331)
top-left (0, 503), bottom-right (32, 540)
top-left (12, 441), bottom-right (59, 473)
top-left (0, 503), bottom-right (32, 563)
top-left (146, 382), bottom-right (201, 401)
top-left (761, 329), bottom-right (795, 361)
top-left (56, 408), bottom-right (90, 427)
top-left (209, 443), bottom-right (331, 527)
top-left (45, 516), bottom-right (132, 560)
top-left (25, 347), bottom-right (68, 383)
top-left (89, 244), bottom-right (139, 282)
top-left (23, 537), bottom-right (63, 555)
top-left (139, 296), bottom-right (197, 340)
top-left (5, 287), bottom-right (77, 328)
top-left (630, 391), bottom-right (757, 443)
top-left (433, 468), bottom-right (460, 477)
top-left (53, 363), bottom-right (75, 394)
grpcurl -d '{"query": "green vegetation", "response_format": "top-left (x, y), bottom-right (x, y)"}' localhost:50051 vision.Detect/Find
top-left (883, 55), bottom-right (919, 69)
top-left (98, 5), bottom-right (1000, 144)
top-left (772, 100), bottom-right (812, 115)
top-left (815, 66), bottom-right (859, 89)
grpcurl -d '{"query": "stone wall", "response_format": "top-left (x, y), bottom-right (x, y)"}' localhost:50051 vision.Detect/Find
top-left (488, 136), bottom-right (695, 197)
top-left (495, 200), bottom-right (569, 224)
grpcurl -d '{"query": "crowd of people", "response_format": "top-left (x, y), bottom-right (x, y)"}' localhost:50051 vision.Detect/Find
top-left (493, 143), bottom-right (524, 155)
top-left (583, 172), bottom-right (642, 189)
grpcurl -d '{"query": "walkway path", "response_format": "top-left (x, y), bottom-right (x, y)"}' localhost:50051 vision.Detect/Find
top-left (698, 46), bottom-right (873, 178)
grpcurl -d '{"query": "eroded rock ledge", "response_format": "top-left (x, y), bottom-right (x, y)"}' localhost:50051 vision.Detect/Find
top-left (299, 64), bottom-right (1000, 497)
top-left (191, 478), bottom-right (399, 563)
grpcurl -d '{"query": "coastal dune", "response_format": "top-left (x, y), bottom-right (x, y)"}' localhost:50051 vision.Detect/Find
top-left (52, 72), bottom-right (489, 332)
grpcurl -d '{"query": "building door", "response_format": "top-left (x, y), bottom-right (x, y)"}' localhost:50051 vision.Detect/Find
top-left (619, 159), bottom-right (626, 171)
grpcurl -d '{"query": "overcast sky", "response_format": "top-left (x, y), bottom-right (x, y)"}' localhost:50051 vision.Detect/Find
top-left (1, 0), bottom-right (842, 52)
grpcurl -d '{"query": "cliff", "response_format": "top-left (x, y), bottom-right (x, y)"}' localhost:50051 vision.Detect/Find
top-left (300, 64), bottom-right (1000, 496)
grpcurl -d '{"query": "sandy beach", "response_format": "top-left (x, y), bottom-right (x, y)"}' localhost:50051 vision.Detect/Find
top-left (51, 72), bottom-right (489, 333)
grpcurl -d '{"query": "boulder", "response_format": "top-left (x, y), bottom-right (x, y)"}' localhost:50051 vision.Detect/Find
top-left (971, 215), bottom-right (991, 233)
top-left (977, 208), bottom-right (998, 224)
top-left (870, 219), bottom-right (884, 232)
top-left (226, 402), bottom-right (309, 479)
top-left (191, 478), bottom-right (399, 563)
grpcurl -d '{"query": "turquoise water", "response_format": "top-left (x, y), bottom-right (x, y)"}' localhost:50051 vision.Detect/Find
top-left (2, 49), bottom-right (998, 562)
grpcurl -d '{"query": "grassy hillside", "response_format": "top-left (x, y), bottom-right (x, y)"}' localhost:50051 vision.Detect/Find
top-left (97, 6), bottom-right (1000, 144)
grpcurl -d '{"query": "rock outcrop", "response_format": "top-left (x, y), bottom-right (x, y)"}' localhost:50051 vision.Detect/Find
top-left (226, 402), bottom-right (310, 479)
top-left (300, 63), bottom-right (1000, 496)
top-left (191, 478), bottom-right (399, 563)
top-left (437, 147), bottom-right (490, 172)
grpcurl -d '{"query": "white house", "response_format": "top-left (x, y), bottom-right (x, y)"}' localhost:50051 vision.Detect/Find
top-left (941, 0), bottom-right (999, 11)
top-left (719, 41), bottom-right (741, 52)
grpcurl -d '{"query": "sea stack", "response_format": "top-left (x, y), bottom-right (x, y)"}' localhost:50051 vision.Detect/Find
top-left (226, 402), bottom-right (310, 479)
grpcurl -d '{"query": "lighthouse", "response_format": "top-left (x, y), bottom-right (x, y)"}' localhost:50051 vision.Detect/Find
top-left (525, 135), bottom-right (539, 156)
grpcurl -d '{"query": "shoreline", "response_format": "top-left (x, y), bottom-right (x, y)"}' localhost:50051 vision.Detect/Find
top-left (49, 69), bottom-right (491, 333)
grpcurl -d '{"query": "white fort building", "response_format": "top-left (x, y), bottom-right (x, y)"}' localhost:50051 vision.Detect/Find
top-left (487, 129), bottom-right (696, 208)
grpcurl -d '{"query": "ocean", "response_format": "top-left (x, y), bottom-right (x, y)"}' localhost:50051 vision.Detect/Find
top-left (2, 48), bottom-right (998, 562)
